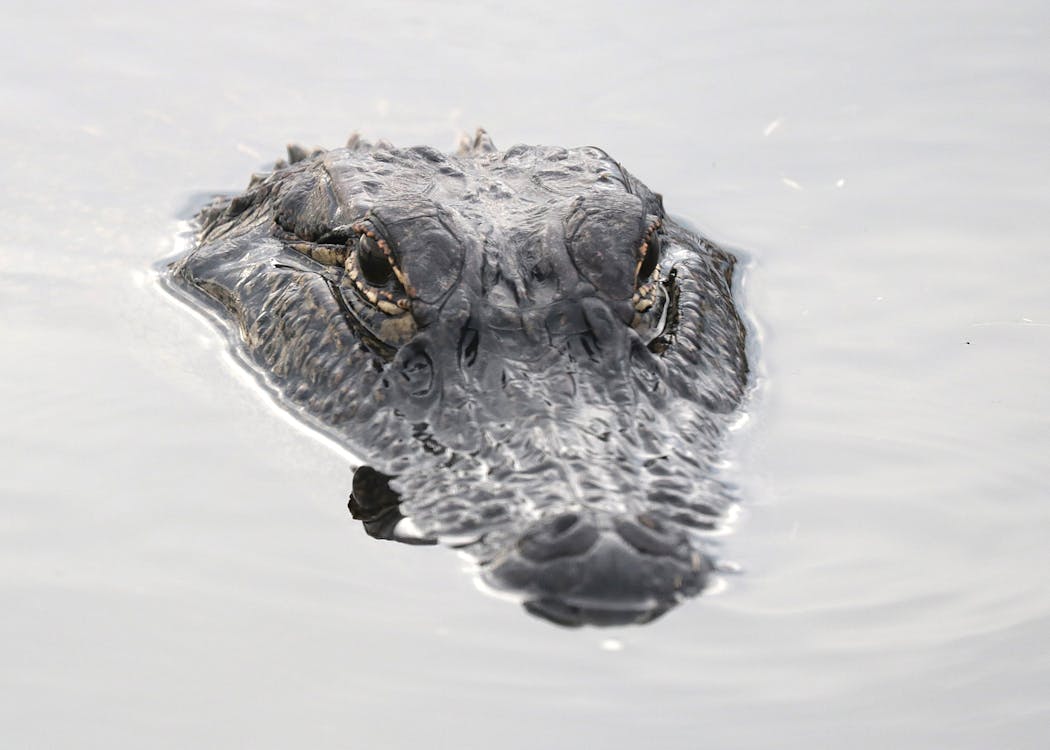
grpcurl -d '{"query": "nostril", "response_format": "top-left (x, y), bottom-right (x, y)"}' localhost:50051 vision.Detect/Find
top-left (549, 512), bottom-right (579, 536)
top-left (517, 513), bottom-right (598, 562)
top-left (616, 516), bottom-right (682, 556)
top-left (636, 512), bottom-right (664, 532)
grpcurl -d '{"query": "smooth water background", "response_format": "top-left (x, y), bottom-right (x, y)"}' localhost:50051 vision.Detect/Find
top-left (3, 1), bottom-right (1048, 747)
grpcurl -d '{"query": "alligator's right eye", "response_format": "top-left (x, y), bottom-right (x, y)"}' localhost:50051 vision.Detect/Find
top-left (358, 234), bottom-right (393, 286)
top-left (635, 220), bottom-right (663, 285)
top-left (637, 228), bottom-right (662, 282)
top-left (630, 219), bottom-right (673, 347)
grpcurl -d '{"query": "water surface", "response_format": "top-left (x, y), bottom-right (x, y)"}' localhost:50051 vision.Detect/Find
top-left (2, 1), bottom-right (1048, 747)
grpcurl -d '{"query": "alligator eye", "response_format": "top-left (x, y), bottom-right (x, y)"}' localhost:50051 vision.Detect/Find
top-left (346, 224), bottom-right (412, 319)
top-left (358, 234), bottom-right (393, 286)
top-left (631, 221), bottom-right (673, 346)
top-left (637, 229), bottom-right (662, 282)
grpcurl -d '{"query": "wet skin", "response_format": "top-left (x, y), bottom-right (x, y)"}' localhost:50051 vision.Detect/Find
top-left (169, 130), bottom-right (749, 626)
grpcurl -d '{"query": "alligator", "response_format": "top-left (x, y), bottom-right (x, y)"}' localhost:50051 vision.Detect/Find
top-left (168, 129), bottom-right (750, 626)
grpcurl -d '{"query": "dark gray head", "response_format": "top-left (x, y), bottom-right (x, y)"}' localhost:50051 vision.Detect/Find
top-left (173, 131), bottom-right (749, 626)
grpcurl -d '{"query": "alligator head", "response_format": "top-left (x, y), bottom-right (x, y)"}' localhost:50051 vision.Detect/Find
top-left (170, 130), bottom-right (749, 626)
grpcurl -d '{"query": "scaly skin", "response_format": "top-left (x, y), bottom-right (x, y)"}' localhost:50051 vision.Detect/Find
top-left (169, 130), bottom-right (749, 626)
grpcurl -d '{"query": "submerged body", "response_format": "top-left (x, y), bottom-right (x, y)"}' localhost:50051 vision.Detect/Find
top-left (169, 130), bottom-right (749, 625)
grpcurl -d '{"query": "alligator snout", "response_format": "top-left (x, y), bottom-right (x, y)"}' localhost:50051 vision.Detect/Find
top-left (481, 508), bottom-right (711, 626)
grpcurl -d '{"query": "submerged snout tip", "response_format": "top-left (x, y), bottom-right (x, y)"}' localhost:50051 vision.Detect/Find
top-left (481, 509), bottom-right (712, 626)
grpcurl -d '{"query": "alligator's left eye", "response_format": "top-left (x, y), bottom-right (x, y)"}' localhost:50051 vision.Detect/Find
top-left (321, 223), bottom-right (418, 354)
top-left (357, 234), bottom-right (393, 286)
top-left (345, 224), bottom-right (411, 316)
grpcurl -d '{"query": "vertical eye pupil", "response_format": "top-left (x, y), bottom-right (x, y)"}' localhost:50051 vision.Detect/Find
top-left (358, 234), bottom-right (393, 285)
top-left (638, 231), bottom-right (662, 281)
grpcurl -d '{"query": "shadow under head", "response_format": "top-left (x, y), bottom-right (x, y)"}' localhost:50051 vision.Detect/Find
top-left (170, 130), bottom-right (750, 626)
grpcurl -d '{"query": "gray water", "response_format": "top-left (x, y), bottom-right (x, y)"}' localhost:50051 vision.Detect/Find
top-left (3, 1), bottom-right (1049, 747)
